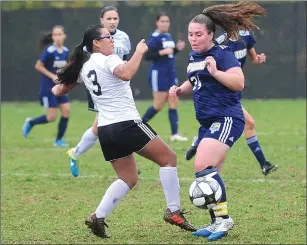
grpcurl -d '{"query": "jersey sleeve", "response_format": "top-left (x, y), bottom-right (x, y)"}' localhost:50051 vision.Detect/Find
top-left (245, 34), bottom-right (256, 50)
top-left (217, 50), bottom-right (241, 71)
top-left (147, 35), bottom-right (159, 50)
top-left (105, 55), bottom-right (125, 74)
top-left (39, 48), bottom-right (52, 63)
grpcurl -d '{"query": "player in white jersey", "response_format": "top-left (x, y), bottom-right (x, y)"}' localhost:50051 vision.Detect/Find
top-left (66, 6), bottom-right (135, 177)
top-left (52, 24), bottom-right (196, 238)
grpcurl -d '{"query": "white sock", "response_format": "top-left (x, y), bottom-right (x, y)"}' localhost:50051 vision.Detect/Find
top-left (95, 179), bottom-right (130, 218)
top-left (159, 167), bottom-right (180, 212)
top-left (74, 127), bottom-right (98, 158)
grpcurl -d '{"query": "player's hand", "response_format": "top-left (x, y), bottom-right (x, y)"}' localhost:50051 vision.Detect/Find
top-left (136, 39), bottom-right (148, 54)
top-left (161, 48), bottom-right (174, 55)
top-left (176, 40), bottom-right (185, 51)
top-left (52, 74), bottom-right (59, 84)
top-left (205, 56), bottom-right (217, 76)
top-left (257, 53), bottom-right (266, 64)
top-left (169, 85), bottom-right (181, 98)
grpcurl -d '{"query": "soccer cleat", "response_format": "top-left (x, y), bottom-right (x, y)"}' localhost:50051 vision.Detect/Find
top-left (170, 134), bottom-right (188, 142)
top-left (53, 139), bottom-right (69, 148)
top-left (192, 219), bottom-right (219, 237)
top-left (67, 148), bottom-right (79, 177)
top-left (85, 213), bottom-right (110, 238)
top-left (163, 208), bottom-right (197, 232)
top-left (262, 161), bottom-right (278, 175)
top-left (207, 217), bottom-right (234, 241)
top-left (22, 117), bottom-right (33, 138)
top-left (137, 168), bottom-right (141, 175)
top-left (185, 136), bottom-right (200, 160)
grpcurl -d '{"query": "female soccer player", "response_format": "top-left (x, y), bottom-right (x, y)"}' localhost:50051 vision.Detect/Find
top-left (169, 1), bottom-right (265, 241)
top-left (142, 12), bottom-right (188, 142)
top-left (66, 6), bottom-right (134, 177)
top-left (22, 25), bottom-right (70, 147)
top-left (52, 24), bottom-right (196, 238)
top-left (185, 29), bottom-right (277, 175)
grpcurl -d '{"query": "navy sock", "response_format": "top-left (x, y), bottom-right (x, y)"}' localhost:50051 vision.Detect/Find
top-left (142, 106), bottom-right (157, 123)
top-left (168, 109), bottom-right (178, 135)
top-left (29, 115), bottom-right (48, 126)
top-left (246, 135), bottom-right (267, 168)
top-left (56, 117), bottom-right (69, 140)
top-left (196, 168), bottom-right (229, 219)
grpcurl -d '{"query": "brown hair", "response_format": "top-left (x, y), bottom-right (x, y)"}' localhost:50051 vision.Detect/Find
top-left (190, 1), bottom-right (265, 39)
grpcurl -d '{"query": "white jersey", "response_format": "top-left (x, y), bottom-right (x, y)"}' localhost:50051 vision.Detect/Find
top-left (77, 53), bottom-right (141, 126)
top-left (112, 29), bottom-right (131, 59)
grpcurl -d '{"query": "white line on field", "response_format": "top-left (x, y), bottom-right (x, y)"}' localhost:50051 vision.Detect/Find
top-left (1, 172), bottom-right (305, 184)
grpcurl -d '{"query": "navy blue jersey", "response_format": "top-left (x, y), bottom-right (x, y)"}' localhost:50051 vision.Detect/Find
top-left (187, 45), bottom-right (244, 123)
top-left (215, 30), bottom-right (256, 67)
top-left (147, 30), bottom-right (176, 70)
top-left (39, 45), bottom-right (69, 92)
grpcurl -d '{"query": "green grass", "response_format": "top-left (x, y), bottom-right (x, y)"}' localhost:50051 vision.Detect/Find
top-left (1, 99), bottom-right (306, 244)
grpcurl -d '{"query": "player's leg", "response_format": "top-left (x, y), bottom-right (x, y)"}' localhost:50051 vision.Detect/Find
top-left (22, 94), bottom-right (57, 138)
top-left (86, 154), bottom-right (137, 238)
top-left (167, 91), bottom-right (188, 142)
top-left (243, 107), bottom-right (277, 175)
top-left (142, 91), bottom-right (167, 122)
top-left (55, 95), bottom-right (70, 147)
top-left (67, 91), bottom-right (99, 177)
top-left (136, 129), bottom-right (196, 232)
top-left (192, 118), bottom-right (244, 241)
top-left (142, 69), bottom-right (167, 123)
top-left (86, 124), bottom-right (138, 238)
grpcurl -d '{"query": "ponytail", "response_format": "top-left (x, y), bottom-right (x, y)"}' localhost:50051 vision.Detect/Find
top-left (38, 31), bottom-right (53, 52)
top-left (57, 42), bottom-right (87, 85)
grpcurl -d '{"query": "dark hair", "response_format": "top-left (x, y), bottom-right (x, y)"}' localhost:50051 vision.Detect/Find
top-left (100, 6), bottom-right (118, 18)
top-left (52, 25), bottom-right (65, 33)
top-left (156, 11), bottom-right (170, 21)
top-left (190, 1), bottom-right (265, 40)
top-left (38, 31), bottom-right (53, 51)
top-left (57, 24), bottom-right (103, 85)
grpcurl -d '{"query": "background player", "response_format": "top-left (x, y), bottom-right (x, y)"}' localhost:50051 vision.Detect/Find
top-left (185, 28), bottom-right (277, 175)
top-left (53, 24), bottom-right (196, 238)
top-left (22, 25), bottom-right (70, 147)
top-left (170, 1), bottom-right (266, 241)
top-left (66, 6), bottom-right (133, 177)
top-left (142, 12), bottom-right (188, 142)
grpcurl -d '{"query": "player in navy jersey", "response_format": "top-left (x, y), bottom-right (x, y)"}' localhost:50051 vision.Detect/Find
top-left (22, 25), bottom-right (70, 147)
top-left (142, 12), bottom-right (188, 142)
top-left (169, 1), bottom-right (265, 241)
top-left (185, 29), bottom-right (277, 175)
top-left (66, 6), bottom-right (136, 177)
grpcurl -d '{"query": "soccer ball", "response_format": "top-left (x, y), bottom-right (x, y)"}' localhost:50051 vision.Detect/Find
top-left (189, 176), bottom-right (222, 209)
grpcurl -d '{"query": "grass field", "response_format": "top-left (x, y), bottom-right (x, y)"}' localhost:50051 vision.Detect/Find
top-left (1, 99), bottom-right (306, 244)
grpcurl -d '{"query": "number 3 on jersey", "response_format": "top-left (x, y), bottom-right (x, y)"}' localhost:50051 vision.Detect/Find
top-left (87, 70), bottom-right (102, 96)
top-left (191, 76), bottom-right (201, 91)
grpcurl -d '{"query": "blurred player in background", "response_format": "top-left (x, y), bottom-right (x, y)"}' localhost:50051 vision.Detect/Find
top-left (66, 6), bottom-right (134, 177)
top-left (22, 25), bottom-right (70, 147)
top-left (53, 24), bottom-right (196, 238)
top-left (185, 28), bottom-right (277, 175)
top-left (170, 1), bottom-right (266, 241)
top-left (142, 12), bottom-right (188, 142)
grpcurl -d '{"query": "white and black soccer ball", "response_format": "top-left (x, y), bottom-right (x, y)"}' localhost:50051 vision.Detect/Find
top-left (189, 176), bottom-right (222, 209)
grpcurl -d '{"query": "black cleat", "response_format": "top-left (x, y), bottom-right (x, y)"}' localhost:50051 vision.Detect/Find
top-left (137, 168), bottom-right (141, 175)
top-left (85, 213), bottom-right (110, 238)
top-left (163, 208), bottom-right (197, 232)
top-left (262, 161), bottom-right (278, 175)
top-left (185, 145), bottom-right (197, 161)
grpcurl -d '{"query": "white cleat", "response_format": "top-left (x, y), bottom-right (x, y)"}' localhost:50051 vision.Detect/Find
top-left (208, 217), bottom-right (234, 241)
top-left (170, 134), bottom-right (188, 142)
